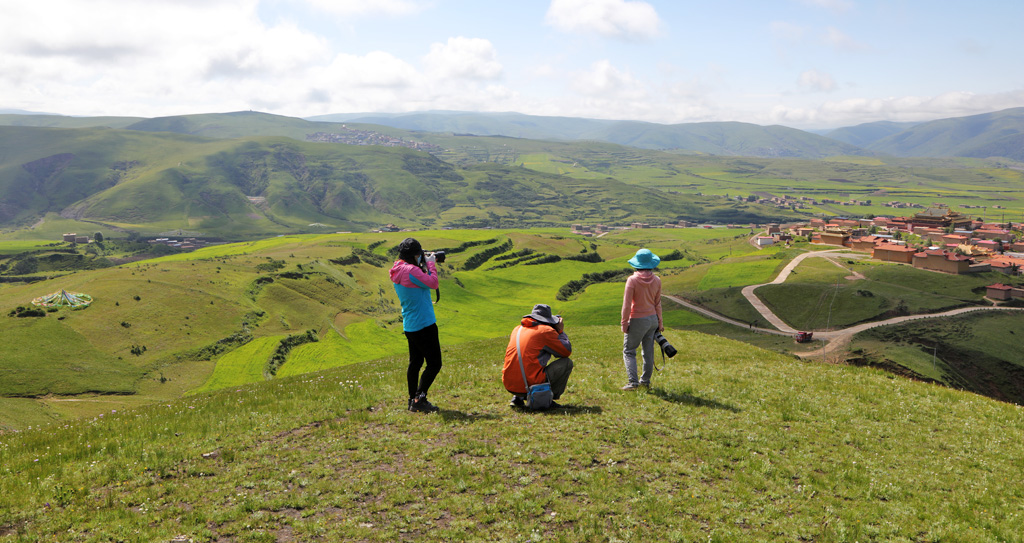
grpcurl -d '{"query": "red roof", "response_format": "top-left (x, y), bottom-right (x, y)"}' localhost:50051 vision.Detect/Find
top-left (987, 283), bottom-right (1013, 291)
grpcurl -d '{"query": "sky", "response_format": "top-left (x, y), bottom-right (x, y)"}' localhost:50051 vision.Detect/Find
top-left (2, 0), bottom-right (1023, 129)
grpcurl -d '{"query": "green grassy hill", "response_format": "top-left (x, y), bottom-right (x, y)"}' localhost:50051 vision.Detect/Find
top-left (824, 120), bottom-right (920, 147)
top-left (312, 111), bottom-right (869, 158)
top-left (2, 327), bottom-right (1023, 541)
top-left (868, 107), bottom-right (1024, 160)
top-left (0, 124), bottom-right (806, 237)
top-left (0, 229), bottom-right (734, 429)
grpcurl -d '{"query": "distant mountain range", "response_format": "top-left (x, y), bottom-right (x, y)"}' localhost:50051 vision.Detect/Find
top-left (1, 107), bottom-right (1021, 237)
top-left (311, 108), bottom-right (1024, 161)
top-left (3, 107), bottom-right (1022, 161)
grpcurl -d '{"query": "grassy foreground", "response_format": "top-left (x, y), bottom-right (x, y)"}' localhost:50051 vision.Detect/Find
top-left (2, 327), bottom-right (1023, 542)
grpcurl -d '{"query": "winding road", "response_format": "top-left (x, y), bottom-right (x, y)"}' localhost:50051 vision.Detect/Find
top-left (666, 248), bottom-right (1024, 359)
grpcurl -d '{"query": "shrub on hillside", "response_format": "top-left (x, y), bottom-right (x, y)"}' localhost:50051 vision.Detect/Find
top-left (557, 269), bottom-right (632, 301)
top-left (463, 240), bottom-right (514, 271)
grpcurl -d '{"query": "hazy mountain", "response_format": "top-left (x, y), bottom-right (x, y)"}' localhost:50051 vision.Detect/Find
top-left (0, 113), bottom-right (143, 129)
top-left (824, 120), bottom-right (920, 147)
top-left (866, 107), bottom-right (1024, 160)
top-left (311, 111), bottom-right (868, 159)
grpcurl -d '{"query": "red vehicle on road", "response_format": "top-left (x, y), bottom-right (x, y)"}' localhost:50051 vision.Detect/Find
top-left (794, 331), bottom-right (814, 343)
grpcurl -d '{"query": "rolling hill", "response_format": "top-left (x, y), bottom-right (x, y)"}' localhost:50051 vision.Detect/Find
top-left (865, 107), bottom-right (1024, 160)
top-left (310, 111), bottom-right (870, 158)
top-left (0, 123), bottom-right (806, 236)
top-left (1, 230), bottom-right (1023, 540)
top-left (824, 120), bottom-right (920, 147)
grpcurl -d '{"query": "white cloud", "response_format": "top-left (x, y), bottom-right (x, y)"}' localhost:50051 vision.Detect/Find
top-left (767, 89), bottom-right (1024, 128)
top-left (545, 0), bottom-right (661, 40)
top-left (569, 60), bottom-right (646, 99)
top-left (798, 69), bottom-right (838, 92)
top-left (424, 37), bottom-right (503, 81)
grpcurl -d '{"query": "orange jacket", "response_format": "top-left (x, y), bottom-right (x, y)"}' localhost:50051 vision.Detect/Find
top-left (502, 317), bottom-right (572, 394)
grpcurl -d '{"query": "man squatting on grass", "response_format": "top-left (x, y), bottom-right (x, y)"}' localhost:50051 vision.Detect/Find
top-left (502, 304), bottom-right (573, 408)
top-left (620, 248), bottom-right (663, 391)
top-left (389, 238), bottom-right (442, 413)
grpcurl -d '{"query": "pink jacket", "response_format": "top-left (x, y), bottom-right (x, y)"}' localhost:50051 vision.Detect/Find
top-left (621, 270), bottom-right (662, 332)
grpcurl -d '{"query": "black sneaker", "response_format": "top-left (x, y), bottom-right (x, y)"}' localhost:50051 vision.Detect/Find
top-left (409, 393), bottom-right (439, 413)
top-left (549, 401), bottom-right (562, 409)
top-left (509, 396), bottom-right (525, 408)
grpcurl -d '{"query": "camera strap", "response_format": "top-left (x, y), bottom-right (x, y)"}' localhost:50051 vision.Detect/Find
top-left (655, 344), bottom-right (666, 372)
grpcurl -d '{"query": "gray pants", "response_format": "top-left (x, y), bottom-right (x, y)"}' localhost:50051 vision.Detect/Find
top-left (623, 314), bottom-right (659, 385)
top-left (544, 357), bottom-right (574, 400)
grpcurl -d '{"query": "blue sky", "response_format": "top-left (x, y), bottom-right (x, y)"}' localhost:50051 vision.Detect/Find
top-left (2, 0), bottom-right (1022, 128)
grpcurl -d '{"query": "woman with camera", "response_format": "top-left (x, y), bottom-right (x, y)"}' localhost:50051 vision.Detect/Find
top-left (389, 238), bottom-right (443, 412)
top-left (620, 248), bottom-right (663, 391)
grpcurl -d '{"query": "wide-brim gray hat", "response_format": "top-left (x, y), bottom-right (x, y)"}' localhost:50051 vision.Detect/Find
top-left (523, 303), bottom-right (559, 325)
top-left (628, 248), bottom-right (660, 269)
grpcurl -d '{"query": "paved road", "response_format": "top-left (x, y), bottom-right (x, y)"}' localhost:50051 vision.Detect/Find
top-left (666, 248), bottom-right (1024, 359)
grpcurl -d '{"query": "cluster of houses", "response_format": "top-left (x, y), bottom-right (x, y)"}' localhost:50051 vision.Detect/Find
top-left (571, 220), bottom-right (722, 236)
top-left (62, 232), bottom-right (90, 244)
top-left (758, 206), bottom-right (1024, 277)
top-left (147, 237), bottom-right (209, 251)
top-left (307, 129), bottom-right (443, 154)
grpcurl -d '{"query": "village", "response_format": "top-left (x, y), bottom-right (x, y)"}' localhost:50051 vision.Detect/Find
top-left (570, 205), bottom-right (1024, 303)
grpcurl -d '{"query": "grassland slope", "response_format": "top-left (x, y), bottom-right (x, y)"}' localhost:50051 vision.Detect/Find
top-left (1, 328), bottom-right (1022, 541)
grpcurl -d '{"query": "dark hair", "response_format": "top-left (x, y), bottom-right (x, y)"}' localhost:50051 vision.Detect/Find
top-left (397, 238), bottom-right (422, 265)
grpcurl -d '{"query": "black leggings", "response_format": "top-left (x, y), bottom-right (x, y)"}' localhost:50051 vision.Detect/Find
top-left (405, 323), bottom-right (442, 399)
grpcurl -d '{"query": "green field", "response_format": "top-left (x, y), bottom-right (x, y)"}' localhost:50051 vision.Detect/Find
top-left (2, 328), bottom-right (1023, 541)
top-left (851, 311), bottom-right (1024, 404)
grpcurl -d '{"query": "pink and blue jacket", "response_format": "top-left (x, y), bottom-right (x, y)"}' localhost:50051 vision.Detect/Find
top-left (389, 259), bottom-right (439, 332)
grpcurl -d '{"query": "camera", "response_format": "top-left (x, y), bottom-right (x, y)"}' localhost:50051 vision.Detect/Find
top-left (428, 250), bottom-right (446, 263)
top-left (654, 332), bottom-right (677, 358)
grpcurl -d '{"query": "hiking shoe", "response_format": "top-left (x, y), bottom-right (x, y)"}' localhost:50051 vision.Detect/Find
top-left (509, 396), bottom-right (525, 408)
top-left (549, 401), bottom-right (562, 409)
top-left (621, 383), bottom-right (640, 391)
top-left (409, 393), bottom-right (439, 413)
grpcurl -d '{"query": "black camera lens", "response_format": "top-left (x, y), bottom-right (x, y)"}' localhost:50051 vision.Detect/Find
top-left (654, 332), bottom-right (677, 358)
top-left (433, 250), bottom-right (446, 263)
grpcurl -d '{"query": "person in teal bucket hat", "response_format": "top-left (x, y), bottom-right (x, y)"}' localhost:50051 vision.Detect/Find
top-left (620, 248), bottom-right (663, 390)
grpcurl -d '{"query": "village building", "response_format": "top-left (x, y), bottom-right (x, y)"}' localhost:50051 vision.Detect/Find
top-left (755, 236), bottom-right (775, 247)
top-left (975, 239), bottom-right (1003, 253)
top-left (872, 242), bottom-right (917, 264)
top-left (985, 284), bottom-right (1015, 300)
top-left (973, 228), bottom-right (1011, 241)
top-left (817, 230), bottom-right (850, 247)
top-left (848, 235), bottom-right (883, 252)
top-left (912, 249), bottom-right (977, 274)
top-left (910, 206), bottom-right (973, 230)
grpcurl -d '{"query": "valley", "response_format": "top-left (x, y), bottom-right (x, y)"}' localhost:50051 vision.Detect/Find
top-left (2, 109), bottom-right (1024, 541)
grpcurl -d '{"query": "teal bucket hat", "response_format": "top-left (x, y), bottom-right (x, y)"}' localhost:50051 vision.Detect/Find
top-left (628, 248), bottom-right (660, 269)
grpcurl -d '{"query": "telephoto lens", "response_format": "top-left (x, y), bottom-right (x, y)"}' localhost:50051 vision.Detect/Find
top-left (433, 250), bottom-right (446, 263)
top-left (654, 332), bottom-right (677, 358)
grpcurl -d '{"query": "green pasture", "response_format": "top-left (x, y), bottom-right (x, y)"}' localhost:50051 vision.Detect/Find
top-left (192, 336), bottom-right (283, 394)
top-left (2, 328), bottom-right (1024, 541)
top-left (851, 311), bottom-right (1024, 404)
top-left (697, 258), bottom-right (783, 290)
top-left (4, 228), bottom-right (1024, 433)
top-left (0, 317), bottom-right (141, 397)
